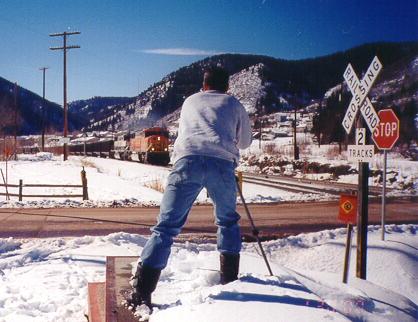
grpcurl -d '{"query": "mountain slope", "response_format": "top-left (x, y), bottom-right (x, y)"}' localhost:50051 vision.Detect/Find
top-left (85, 41), bottom-right (418, 132)
top-left (69, 96), bottom-right (134, 128)
top-left (2, 41), bottom-right (416, 135)
top-left (0, 77), bottom-right (82, 135)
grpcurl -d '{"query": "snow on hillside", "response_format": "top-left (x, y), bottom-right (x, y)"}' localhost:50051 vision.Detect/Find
top-left (86, 61), bottom-right (270, 132)
top-left (0, 225), bottom-right (416, 322)
top-left (324, 83), bottom-right (342, 99)
top-left (121, 101), bottom-right (154, 130)
top-left (370, 54), bottom-right (418, 105)
top-left (88, 79), bottom-right (174, 132)
top-left (120, 79), bottom-right (175, 130)
top-left (228, 63), bottom-right (266, 114)
top-left (160, 63), bottom-right (270, 126)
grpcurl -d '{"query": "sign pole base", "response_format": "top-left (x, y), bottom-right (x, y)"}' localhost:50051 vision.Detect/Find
top-left (342, 223), bottom-right (353, 284)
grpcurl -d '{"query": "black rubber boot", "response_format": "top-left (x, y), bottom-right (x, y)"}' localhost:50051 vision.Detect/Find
top-left (220, 253), bottom-right (240, 285)
top-left (127, 263), bottom-right (161, 310)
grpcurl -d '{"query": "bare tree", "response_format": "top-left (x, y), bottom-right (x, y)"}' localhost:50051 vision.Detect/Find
top-left (0, 95), bottom-right (14, 158)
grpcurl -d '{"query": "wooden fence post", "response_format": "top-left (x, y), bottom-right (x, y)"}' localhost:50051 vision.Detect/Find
top-left (0, 169), bottom-right (10, 200)
top-left (81, 167), bottom-right (89, 200)
top-left (19, 179), bottom-right (23, 201)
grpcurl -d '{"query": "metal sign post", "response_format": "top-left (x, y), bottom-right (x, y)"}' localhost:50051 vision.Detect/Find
top-left (341, 56), bottom-right (382, 280)
top-left (372, 109), bottom-right (400, 241)
top-left (381, 150), bottom-right (387, 240)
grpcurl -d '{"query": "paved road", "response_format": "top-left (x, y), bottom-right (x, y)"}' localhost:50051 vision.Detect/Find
top-left (0, 198), bottom-right (416, 240)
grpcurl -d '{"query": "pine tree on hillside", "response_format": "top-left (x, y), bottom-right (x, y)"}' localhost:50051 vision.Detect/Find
top-left (312, 90), bottom-right (350, 149)
top-left (392, 100), bottom-right (417, 150)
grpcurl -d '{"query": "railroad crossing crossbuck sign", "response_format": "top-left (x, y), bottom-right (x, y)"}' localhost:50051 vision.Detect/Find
top-left (342, 56), bottom-right (382, 134)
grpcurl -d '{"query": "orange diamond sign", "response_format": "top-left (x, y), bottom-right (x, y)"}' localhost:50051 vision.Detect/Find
top-left (339, 194), bottom-right (357, 224)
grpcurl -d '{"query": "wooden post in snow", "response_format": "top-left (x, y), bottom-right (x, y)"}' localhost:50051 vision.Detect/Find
top-left (19, 179), bottom-right (23, 201)
top-left (81, 167), bottom-right (89, 200)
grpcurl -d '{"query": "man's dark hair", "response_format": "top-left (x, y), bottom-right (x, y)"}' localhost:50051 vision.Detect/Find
top-left (203, 66), bottom-right (229, 92)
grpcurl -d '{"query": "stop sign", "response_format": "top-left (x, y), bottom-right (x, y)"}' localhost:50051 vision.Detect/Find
top-left (372, 109), bottom-right (400, 150)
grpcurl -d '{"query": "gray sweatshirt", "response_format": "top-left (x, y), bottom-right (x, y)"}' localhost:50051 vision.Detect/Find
top-left (172, 90), bottom-right (252, 164)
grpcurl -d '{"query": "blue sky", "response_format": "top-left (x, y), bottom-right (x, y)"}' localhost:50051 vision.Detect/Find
top-left (0, 0), bottom-right (417, 104)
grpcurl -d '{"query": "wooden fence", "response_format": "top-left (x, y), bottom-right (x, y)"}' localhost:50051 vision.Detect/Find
top-left (0, 168), bottom-right (89, 201)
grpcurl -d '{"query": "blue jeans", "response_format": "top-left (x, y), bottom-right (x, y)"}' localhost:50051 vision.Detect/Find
top-left (141, 155), bottom-right (241, 269)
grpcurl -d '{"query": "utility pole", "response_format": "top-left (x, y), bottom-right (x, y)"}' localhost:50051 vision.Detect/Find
top-left (49, 30), bottom-right (80, 161)
top-left (338, 89), bottom-right (343, 154)
top-left (259, 117), bottom-right (262, 150)
top-left (293, 105), bottom-right (299, 160)
top-left (39, 67), bottom-right (49, 152)
top-left (13, 83), bottom-right (18, 160)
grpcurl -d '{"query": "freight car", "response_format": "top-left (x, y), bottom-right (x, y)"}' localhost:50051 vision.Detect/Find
top-left (69, 139), bottom-right (114, 158)
top-left (129, 127), bottom-right (170, 165)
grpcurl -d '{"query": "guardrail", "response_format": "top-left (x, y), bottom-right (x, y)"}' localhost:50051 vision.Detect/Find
top-left (0, 168), bottom-right (89, 201)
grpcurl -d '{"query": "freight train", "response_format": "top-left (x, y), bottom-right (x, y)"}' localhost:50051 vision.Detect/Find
top-left (68, 127), bottom-right (171, 165)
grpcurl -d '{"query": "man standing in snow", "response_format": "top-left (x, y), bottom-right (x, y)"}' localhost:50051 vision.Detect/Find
top-left (128, 66), bottom-right (252, 310)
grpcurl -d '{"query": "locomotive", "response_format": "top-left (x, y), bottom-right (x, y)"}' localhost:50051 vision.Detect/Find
top-left (68, 127), bottom-right (171, 166)
top-left (129, 127), bottom-right (170, 165)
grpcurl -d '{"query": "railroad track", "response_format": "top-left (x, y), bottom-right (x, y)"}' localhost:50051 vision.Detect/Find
top-left (71, 152), bottom-right (172, 169)
top-left (242, 172), bottom-right (387, 196)
top-left (72, 153), bottom-right (387, 196)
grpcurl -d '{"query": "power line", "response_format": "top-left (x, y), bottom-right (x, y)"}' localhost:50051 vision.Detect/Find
top-left (49, 31), bottom-right (81, 161)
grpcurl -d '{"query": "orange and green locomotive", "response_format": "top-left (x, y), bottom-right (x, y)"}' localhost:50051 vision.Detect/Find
top-left (129, 127), bottom-right (170, 165)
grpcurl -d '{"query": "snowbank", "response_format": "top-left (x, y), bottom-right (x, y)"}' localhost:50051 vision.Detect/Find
top-left (0, 225), bottom-right (416, 321)
top-left (17, 152), bottom-right (54, 162)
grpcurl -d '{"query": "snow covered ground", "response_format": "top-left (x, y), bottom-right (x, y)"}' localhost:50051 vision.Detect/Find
top-left (0, 153), bottom-right (332, 208)
top-left (0, 224), bottom-right (416, 322)
top-left (0, 150), bottom-right (415, 209)
top-left (0, 153), bottom-right (416, 321)
top-left (241, 138), bottom-right (417, 194)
